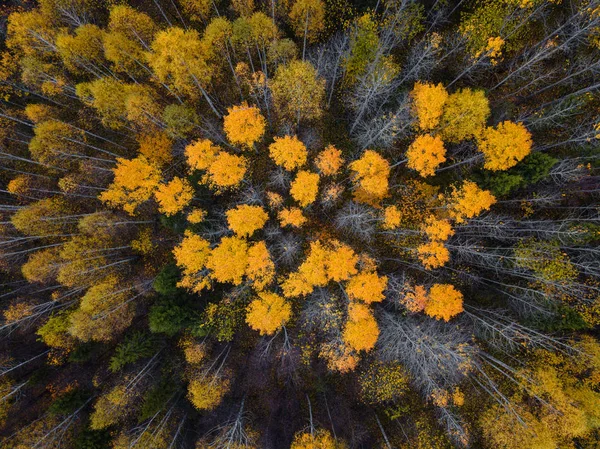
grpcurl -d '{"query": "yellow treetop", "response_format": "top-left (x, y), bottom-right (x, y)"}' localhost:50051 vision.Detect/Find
top-left (406, 134), bottom-right (447, 177)
top-left (99, 156), bottom-right (161, 215)
top-left (270, 60), bottom-right (325, 122)
top-left (417, 241), bottom-right (450, 269)
top-left (278, 207), bottom-right (307, 227)
top-left (343, 309), bottom-right (379, 352)
top-left (187, 376), bottom-right (230, 411)
top-left (326, 242), bottom-right (359, 282)
top-left (349, 150), bottom-right (390, 206)
top-left (204, 152), bottom-right (248, 192)
top-left (137, 131), bottom-right (172, 166)
top-left (186, 139), bottom-right (220, 171)
top-left (173, 230), bottom-right (212, 292)
top-left (410, 82), bottom-right (448, 130)
top-left (288, 0), bottom-right (325, 43)
top-left (315, 145), bottom-right (344, 176)
top-left (402, 285), bottom-right (428, 313)
top-left (155, 177), bottom-right (194, 216)
top-left (205, 236), bottom-right (249, 285)
top-left (346, 271), bottom-right (388, 303)
top-left (269, 135), bottom-right (308, 171)
top-left (422, 215), bottom-right (454, 241)
top-left (479, 36), bottom-right (505, 64)
top-left (448, 180), bottom-right (496, 224)
top-left (246, 241), bottom-right (275, 290)
top-left (347, 301), bottom-right (371, 322)
top-left (290, 170), bottom-right (320, 207)
top-left (382, 205), bottom-right (403, 229)
top-left (246, 291), bottom-right (292, 335)
top-left (267, 191), bottom-right (284, 209)
top-left (188, 208), bottom-right (207, 224)
top-left (223, 101), bottom-right (266, 148)
top-left (226, 204), bottom-right (269, 237)
top-left (478, 121), bottom-right (532, 171)
top-left (440, 88), bottom-right (490, 143)
top-left (290, 429), bottom-right (348, 449)
top-left (424, 283), bottom-right (464, 321)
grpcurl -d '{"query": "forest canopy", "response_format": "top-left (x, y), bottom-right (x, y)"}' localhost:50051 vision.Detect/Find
top-left (0, 0), bottom-right (599, 447)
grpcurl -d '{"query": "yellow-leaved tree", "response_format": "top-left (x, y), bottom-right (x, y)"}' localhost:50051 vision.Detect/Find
top-left (406, 134), bottom-right (447, 177)
top-left (440, 88), bottom-right (490, 143)
top-left (186, 139), bottom-right (220, 171)
top-left (290, 170), bottom-right (320, 207)
top-left (346, 271), bottom-right (388, 303)
top-left (204, 152), bottom-right (248, 192)
top-left (226, 204), bottom-right (268, 237)
top-left (100, 156), bottom-right (161, 215)
top-left (290, 429), bottom-right (348, 449)
top-left (447, 180), bottom-right (496, 224)
top-left (343, 304), bottom-right (379, 352)
top-left (173, 230), bottom-right (212, 292)
top-left (155, 177), bottom-right (194, 216)
top-left (223, 102), bottom-right (266, 148)
top-left (269, 135), bottom-right (308, 170)
top-left (315, 144), bottom-right (344, 175)
top-left (478, 121), bottom-right (532, 171)
top-left (270, 60), bottom-right (325, 122)
top-left (424, 283), bottom-right (464, 321)
top-left (278, 207), bottom-right (307, 227)
top-left (246, 291), bottom-right (292, 335)
top-left (349, 150), bottom-right (390, 206)
top-left (411, 81), bottom-right (448, 130)
top-left (417, 241), bottom-right (450, 269)
top-left (422, 215), bottom-right (454, 241)
top-left (205, 236), bottom-right (249, 285)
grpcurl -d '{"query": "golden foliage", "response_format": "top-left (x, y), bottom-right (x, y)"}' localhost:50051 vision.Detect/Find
top-left (246, 291), bottom-right (292, 335)
top-left (346, 271), bottom-right (388, 303)
top-left (223, 102), bottom-right (266, 148)
top-left (440, 88), bottom-right (490, 143)
top-left (290, 429), bottom-right (347, 449)
top-left (173, 231), bottom-right (212, 292)
top-left (289, 0), bottom-right (325, 43)
top-left (187, 376), bottom-right (230, 411)
top-left (281, 240), bottom-right (359, 297)
top-left (155, 177), bottom-right (194, 216)
top-left (269, 135), bottom-right (308, 171)
top-left (271, 60), bottom-right (325, 122)
top-left (358, 361), bottom-right (410, 404)
top-left (382, 205), bottom-right (402, 229)
top-left (343, 308), bottom-right (379, 352)
top-left (478, 121), bottom-right (532, 171)
top-left (188, 208), bottom-right (207, 224)
top-left (402, 285), bottom-right (428, 313)
top-left (410, 82), bottom-right (448, 130)
top-left (206, 236), bottom-right (249, 285)
top-left (424, 283), bottom-right (464, 321)
top-left (246, 241), bottom-right (275, 290)
top-left (406, 134), bottom-right (447, 177)
top-left (417, 241), bottom-right (450, 269)
top-left (349, 150), bottom-right (390, 206)
top-left (226, 204), bottom-right (269, 237)
top-left (186, 139), bottom-right (220, 171)
top-left (448, 180), bottom-right (496, 224)
top-left (204, 151), bottom-right (248, 192)
top-left (422, 216), bottom-right (454, 242)
top-left (315, 144), bottom-right (344, 175)
top-left (278, 207), bottom-right (307, 227)
top-left (290, 170), bottom-right (320, 207)
top-left (99, 156), bottom-right (161, 215)
top-left (137, 131), bottom-right (172, 167)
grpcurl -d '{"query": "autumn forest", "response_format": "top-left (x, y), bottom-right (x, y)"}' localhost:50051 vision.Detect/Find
top-left (0, 0), bottom-right (599, 447)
